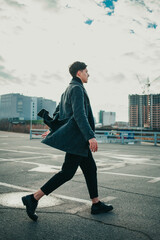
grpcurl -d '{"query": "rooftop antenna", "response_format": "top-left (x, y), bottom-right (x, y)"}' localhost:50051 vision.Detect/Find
top-left (136, 74), bottom-right (160, 130)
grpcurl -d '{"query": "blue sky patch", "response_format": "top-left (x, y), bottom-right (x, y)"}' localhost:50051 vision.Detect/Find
top-left (107, 11), bottom-right (114, 16)
top-left (85, 19), bottom-right (94, 25)
top-left (147, 23), bottom-right (157, 29)
top-left (102, 0), bottom-right (118, 10)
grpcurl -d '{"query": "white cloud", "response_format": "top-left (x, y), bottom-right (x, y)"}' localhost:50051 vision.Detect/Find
top-left (0, 0), bottom-right (160, 121)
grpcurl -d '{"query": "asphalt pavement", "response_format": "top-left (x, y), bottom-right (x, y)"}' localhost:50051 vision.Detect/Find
top-left (0, 131), bottom-right (160, 240)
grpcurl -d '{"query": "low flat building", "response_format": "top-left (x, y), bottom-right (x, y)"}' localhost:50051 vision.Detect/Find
top-left (0, 93), bottom-right (56, 121)
top-left (99, 110), bottom-right (116, 126)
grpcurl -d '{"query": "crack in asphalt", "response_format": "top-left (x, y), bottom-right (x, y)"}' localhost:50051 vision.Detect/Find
top-left (0, 207), bottom-right (153, 240)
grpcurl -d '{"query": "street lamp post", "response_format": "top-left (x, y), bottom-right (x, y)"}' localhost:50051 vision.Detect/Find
top-left (30, 100), bottom-right (33, 139)
top-left (139, 95), bottom-right (143, 143)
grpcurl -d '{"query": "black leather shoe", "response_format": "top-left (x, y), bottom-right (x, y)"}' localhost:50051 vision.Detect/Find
top-left (91, 201), bottom-right (113, 214)
top-left (37, 109), bottom-right (49, 118)
top-left (22, 194), bottom-right (38, 221)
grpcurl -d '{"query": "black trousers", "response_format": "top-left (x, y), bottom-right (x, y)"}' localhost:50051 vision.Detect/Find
top-left (41, 149), bottom-right (98, 199)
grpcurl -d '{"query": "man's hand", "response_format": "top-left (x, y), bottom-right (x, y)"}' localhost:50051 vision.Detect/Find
top-left (42, 130), bottom-right (50, 139)
top-left (89, 138), bottom-right (98, 152)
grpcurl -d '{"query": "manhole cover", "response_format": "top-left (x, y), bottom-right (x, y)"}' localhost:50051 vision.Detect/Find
top-left (0, 192), bottom-right (62, 208)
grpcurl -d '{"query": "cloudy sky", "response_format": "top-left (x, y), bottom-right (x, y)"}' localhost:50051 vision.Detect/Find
top-left (0, 0), bottom-right (160, 122)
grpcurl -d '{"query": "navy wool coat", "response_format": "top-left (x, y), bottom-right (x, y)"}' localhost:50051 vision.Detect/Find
top-left (42, 77), bottom-right (95, 157)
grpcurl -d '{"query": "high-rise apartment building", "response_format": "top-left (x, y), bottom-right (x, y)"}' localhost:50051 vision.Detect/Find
top-left (129, 94), bottom-right (160, 129)
top-left (0, 93), bottom-right (56, 121)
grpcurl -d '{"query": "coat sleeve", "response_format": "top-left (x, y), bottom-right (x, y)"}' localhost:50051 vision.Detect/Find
top-left (70, 86), bottom-right (95, 141)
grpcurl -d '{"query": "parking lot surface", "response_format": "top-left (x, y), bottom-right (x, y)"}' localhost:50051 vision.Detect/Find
top-left (0, 131), bottom-right (160, 240)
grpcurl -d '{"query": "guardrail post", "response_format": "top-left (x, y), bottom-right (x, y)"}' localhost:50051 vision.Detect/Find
top-left (104, 132), bottom-right (108, 143)
top-left (30, 129), bottom-right (32, 140)
top-left (121, 132), bottom-right (124, 144)
top-left (154, 133), bottom-right (157, 146)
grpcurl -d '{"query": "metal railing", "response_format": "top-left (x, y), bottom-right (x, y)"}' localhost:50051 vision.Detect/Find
top-left (95, 130), bottom-right (160, 146)
top-left (30, 129), bottom-right (47, 140)
top-left (30, 128), bottom-right (160, 146)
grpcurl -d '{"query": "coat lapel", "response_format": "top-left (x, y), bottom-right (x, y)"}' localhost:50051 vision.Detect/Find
top-left (70, 77), bottom-right (89, 101)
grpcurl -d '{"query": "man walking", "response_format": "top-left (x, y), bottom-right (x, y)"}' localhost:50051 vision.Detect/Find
top-left (22, 61), bottom-right (113, 221)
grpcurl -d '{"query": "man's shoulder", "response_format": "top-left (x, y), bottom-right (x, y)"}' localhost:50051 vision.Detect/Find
top-left (67, 82), bottom-right (89, 100)
top-left (66, 83), bottom-right (83, 93)
top-left (61, 83), bottom-right (83, 101)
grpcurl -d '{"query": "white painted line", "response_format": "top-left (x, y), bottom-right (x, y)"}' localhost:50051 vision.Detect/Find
top-left (101, 196), bottom-right (117, 202)
top-left (14, 160), bottom-right (62, 173)
top-left (0, 182), bottom-right (34, 192)
top-left (112, 156), bottom-right (150, 162)
top-left (0, 182), bottom-right (116, 206)
top-left (98, 161), bottom-right (160, 168)
top-left (25, 161), bottom-right (61, 173)
top-left (18, 161), bottom-right (81, 174)
top-left (0, 148), bottom-right (42, 155)
top-left (0, 148), bottom-right (58, 156)
top-left (50, 154), bottom-right (64, 159)
top-left (0, 182), bottom-right (87, 205)
top-left (96, 158), bottom-right (160, 167)
top-left (99, 171), bottom-right (159, 182)
top-left (96, 153), bottom-right (153, 162)
top-left (95, 152), bottom-right (112, 156)
top-left (139, 162), bottom-right (160, 166)
top-left (55, 194), bottom-right (91, 204)
top-left (148, 178), bottom-right (160, 183)
top-left (20, 160), bottom-right (60, 167)
top-left (0, 156), bottom-right (44, 162)
top-left (96, 162), bottom-right (109, 167)
top-left (98, 162), bottom-right (126, 171)
top-left (28, 167), bottom-right (60, 173)
top-left (16, 160), bottom-right (61, 169)
top-left (3, 159), bottom-right (61, 173)
top-left (116, 154), bottom-right (138, 158)
top-left (28, 166), bottom-right (81, 174)
top-left (54, 194), bottom-right (116, 204)
top-left (130, 162), bottom-right (160, 166)
top-left (0, 157), bottom-right (80, 174)
top-left (21, 146), bottom-right (45, 149)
